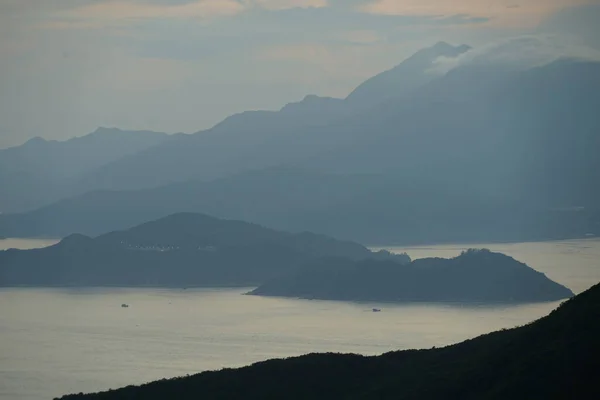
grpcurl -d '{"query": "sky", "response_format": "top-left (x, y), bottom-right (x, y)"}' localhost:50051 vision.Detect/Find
top-left (1, 0), bottom-right (599, 148)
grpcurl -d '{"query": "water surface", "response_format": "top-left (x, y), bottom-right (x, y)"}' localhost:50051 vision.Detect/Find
top-left (1, 238), bottom-right (599, 399)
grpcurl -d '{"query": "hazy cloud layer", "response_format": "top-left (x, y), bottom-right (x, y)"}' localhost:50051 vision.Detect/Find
top-left (430, 34), bottom-right (600, 75)
top-left (537, 3), bottom-right (600, 49)
top-left (361, 0), bottom-right (593, 26)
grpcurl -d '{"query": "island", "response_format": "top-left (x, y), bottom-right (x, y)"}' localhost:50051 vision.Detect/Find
top-left (0, 212), bottom-right (408, 287)
top-left (0, 213), bottom-right (573, 304)
top-left (56, 281), bottom-right (600, 400)
top-left (249, 249), bottom-right (574, 303)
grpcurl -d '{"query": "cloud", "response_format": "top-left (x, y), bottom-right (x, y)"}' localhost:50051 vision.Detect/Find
top-left (57, 0), bottom-right (245, 25)
top-left (333, 30), bottom-right (382, 45)
top-left (430, 34), bottom-right (600, 75)
top-left (537, 3), bottom-right (600, 50)
top-left (119, 4), bottom-right (490, 63)
top-left (37, 0), bottom-right (330, 30)
top-left (35, 0), bottom-right (492, 34)
top-left (427, 3), bottom-right (600, 75)
top-left (252, 0), bottom-right (328, 10)
top-left (361, 0), bottom-right (592, 27)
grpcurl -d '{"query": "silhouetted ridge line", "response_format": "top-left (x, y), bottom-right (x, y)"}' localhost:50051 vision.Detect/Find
top-left (1, 47), bottom-right (599, 245)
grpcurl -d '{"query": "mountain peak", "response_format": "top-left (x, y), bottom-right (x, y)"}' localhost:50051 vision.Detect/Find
top-left (431, 41), bottom-right (454, 51)
top-left (91, 127), bottom-right (123, 136)
top-left (23, 136), bottom-right (47, 146)
top-left (57, 233), bottom-right (94, 249)
top-left (303, 94), bottom-right (320, 102)
top-left (345, 41), bottom-right (471, 106)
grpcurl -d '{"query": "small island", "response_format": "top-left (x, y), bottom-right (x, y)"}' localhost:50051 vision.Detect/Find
top-left (249, 249), bottom-right (574, 303)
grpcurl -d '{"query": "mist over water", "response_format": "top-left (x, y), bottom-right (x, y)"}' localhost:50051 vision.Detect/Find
top-left (1, 238), bottom-right (598, 400)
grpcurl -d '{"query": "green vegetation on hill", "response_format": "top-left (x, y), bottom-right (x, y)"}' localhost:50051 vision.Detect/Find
top-left (57, 281), bottom-right (600, 400)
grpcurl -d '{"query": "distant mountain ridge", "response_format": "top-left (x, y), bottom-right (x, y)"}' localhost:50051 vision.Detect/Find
top-left (1, 127), bottom-right (170, 179)
top-left (1, 43), bottom-right (599, 245)
top-left (62, 42), bottom-right (472, 193)
top-left (1, 166), bottom-right (595, 244)
top-left (0, 42), bottom-right (474, 211)
top-left (0, 128), bottom-right (172, 213)
top-left (345, 41), bottom-right (471, 107)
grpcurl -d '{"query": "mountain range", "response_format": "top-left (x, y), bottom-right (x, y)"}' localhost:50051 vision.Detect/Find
top-left (1, 42), bottom-right (599, 244)
top-left (66, 42), bottom-right (473, 194)
top-left (0, 128), bottom-right (171, 213)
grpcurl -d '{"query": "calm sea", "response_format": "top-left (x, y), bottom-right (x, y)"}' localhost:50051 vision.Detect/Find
top-left (1, 238), bottom-right (599, 400)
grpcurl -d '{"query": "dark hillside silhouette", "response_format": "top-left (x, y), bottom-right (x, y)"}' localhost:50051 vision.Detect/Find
top-left (72, 42), bottom-right (470, 193)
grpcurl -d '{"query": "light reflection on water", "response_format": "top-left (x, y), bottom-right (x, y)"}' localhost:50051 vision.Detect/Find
top-left (0, 238), bottom-right (59, 251)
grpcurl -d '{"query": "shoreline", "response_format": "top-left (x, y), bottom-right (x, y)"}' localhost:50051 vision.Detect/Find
top-left (368, 235), bottom-right (598, 250)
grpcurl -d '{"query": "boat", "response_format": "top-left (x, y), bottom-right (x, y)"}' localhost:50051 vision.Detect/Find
top-left (121, 304), bottom-right (129, 308)
top-left (372, 308), bottom-right (381, 312)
